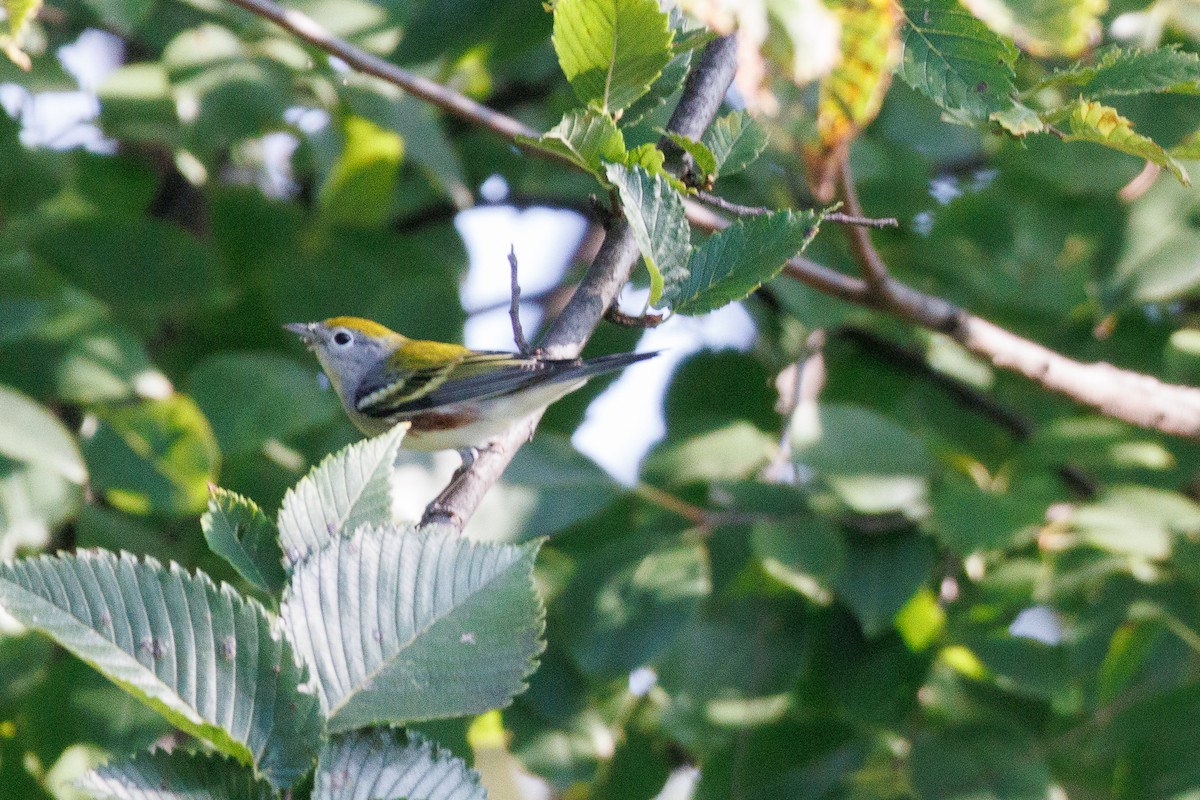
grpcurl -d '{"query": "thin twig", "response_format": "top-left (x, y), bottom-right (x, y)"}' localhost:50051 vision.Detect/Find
top-left (507, 246), bottom-right (531, 355)
top-left (421, 37), bottom-right (740, 530)
top-left (695, 189), bottom-right (899, 229)
top-left (836, 160), bottom-right (893, 299)
top-left (226, 0), bottom-right (1200, 447)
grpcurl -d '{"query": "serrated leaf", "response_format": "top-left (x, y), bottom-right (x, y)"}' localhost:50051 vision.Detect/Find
top-left (621, 143), bottom-right (688, 192)
top-left (622, 48), bottom-right (692, 126)
top-left (1039, 45), bottom-right (1200, 99)
top-left (276, 425), bottom-right (406, 568)
top-left (667, 210), bottom-right (821, 315)
top-left (605, 162), bottom-right (691, 305)
top-left (524, 108), bottom-right (626, 179)
top-left (701, 111), bottom-right (769, 176)
top-left (0, 551), bottom-right (321, 789)
top-left (201, 488), bottom-right (286, 595)
top-left (314, 729), bottom-right (487, 800)
top-left (990, 102), bottom-right (1044, 135)
top-left (281, 524), bottom-right (544, 731)
top-left (78, 750), bottom-right (275, 800)
top-left (963, 0), bottom-right (1104, 57)
top-left (896, 0), bottom-right (1019, 121)
top-left (1064, 99), bottom-right (1189, 186)
top-left (806, 0), bottom-right (900, 199)
top-left (664, 131), bottom-right (718, 177)
top-left (552, 0), bottom-right (674, 114)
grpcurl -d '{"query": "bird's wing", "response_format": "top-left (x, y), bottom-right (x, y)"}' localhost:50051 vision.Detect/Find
top-left (355, 351), bottom-right (542, 417)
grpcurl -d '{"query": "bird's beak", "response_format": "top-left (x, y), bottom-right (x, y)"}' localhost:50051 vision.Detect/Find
top-left (284, 322), bottom-right (318, 347)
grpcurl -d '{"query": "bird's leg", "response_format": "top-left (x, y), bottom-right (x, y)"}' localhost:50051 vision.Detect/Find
top-left (425, 444), bottom-right (496, 527)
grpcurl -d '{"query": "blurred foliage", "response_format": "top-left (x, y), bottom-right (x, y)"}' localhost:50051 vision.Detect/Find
top-left (0, 0), bottom-right (1199, 796)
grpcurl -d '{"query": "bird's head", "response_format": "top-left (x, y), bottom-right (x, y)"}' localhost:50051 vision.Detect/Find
top-left (285, 317), bottom-right (405, 401)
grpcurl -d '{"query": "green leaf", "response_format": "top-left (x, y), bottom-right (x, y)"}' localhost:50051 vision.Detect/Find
top-left (605, 162), bottom-right (691, 305)
top-left (82, 396), bottom-right (220, 517)
top-left (793, 404), bottom-right (935, 515)
top-left (187, 352), bottom-right (339, 458)
top-left (664, 132), bottom-right (718, 177)
top-left (910, 725), bottom-right (1052, 800)
top-left (314, 729), bottom-right (487, 800)
top-left (561, 537), bottom-right (709, 677)
top-left (552, 0), bottom-right (674, 114)
top-left (896, 0), bottom-right (1020, 121)
top-left (0, 551), bottom-right (321, 789)
top-left (319, 114), bottom-right (405, 227)
top-left (964, 0), bottom-right (1104, 57)
top-left (1070, 486), bottom-right (1200, 560)
top-left (1108, 178), bottom-right (1200, 303)
top-left (701, 111), bottom-right (769, 176)
top-left (833, 534), bottom-right (935, 637)
top-left (1064, 99), bottom-right (1189, 186)
top-left (524, 109), bottom-right (627, 179)
top-left (622, 48), bottom-right (692, 126)
top-left (281, 524), bottom-right (544, 731)
top-left (751, 517), bottom-right (846, 589)
top-left (989, 103), bottom-right (1044, 135)
top-left (667, 210), bottom-right (820, 315)
top-left (276, 425), bottom-right (405, 568)
top-left (1043, 45), bottom-right (1200, 99)
top-left (201, 488), bottom-right (286, 595)
top-left (643, 422), bottom-right (777, 485)
top-left (0, 385), bottom-right (86, 556)
top-left (78, 750), bottom-right (275, 800)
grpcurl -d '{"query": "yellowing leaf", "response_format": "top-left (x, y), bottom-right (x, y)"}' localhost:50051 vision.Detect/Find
top-left (990, 102), bottom-right (1045, 136)
top-left (3, 0), bottom-right (41, 69)
top-left (963, 0), bottom-right (1105, 57)
top-left (804, 0), bottom-right (900, 200)
top-left (319, 114), bottom-right (405, 227)
top-left (1065, 100), bottom-right (1189, 187)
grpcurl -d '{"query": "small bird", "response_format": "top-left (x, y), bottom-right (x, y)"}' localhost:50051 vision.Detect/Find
top-left (286, 316), bottom-right (656, 452)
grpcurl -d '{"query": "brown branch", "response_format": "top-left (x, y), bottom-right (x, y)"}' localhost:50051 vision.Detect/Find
top-left (694, 189), bottom-right (899, 229)
top-left (836, 160), bottom-right (892, 298)
top-left (228, 0), bottom-right (1200, 448)
top-left (507, 246), bottom-right (532, 355)
top-left (421, 38), bottom-right (739, 530)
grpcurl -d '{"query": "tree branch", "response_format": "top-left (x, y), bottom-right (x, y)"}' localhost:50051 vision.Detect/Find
top-left (227, 0), bottom-right (1200, 447)
top-left (836, 160), bottom-right (892, 299)
top-left (420, 42), bottom-right (739, 529)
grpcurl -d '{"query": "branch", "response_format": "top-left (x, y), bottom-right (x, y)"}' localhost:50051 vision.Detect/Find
top-left (507, 246), bottom-right (531, 354)
top-left (836, 160), bottom-right (892, 298)
top-left (227, 0), bottom-right (1200, 445)
top-left (421, 39), bottom-right (739, 529)
top-left (694, 189), bottom-right (899, 229)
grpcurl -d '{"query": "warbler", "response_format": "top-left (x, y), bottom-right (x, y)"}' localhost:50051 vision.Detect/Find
top-left (286, 316), bottom-right (655, 451)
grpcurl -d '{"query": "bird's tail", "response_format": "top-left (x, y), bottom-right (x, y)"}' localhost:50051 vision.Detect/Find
top-left (568, 350), bottom-right (659, 380)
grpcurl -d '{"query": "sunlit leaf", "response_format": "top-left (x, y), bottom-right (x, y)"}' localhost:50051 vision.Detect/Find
top-left (963, 0), bottom-right (1104, 57)
top-left (1041, 45), bottom-right (1200, 98)
top-left (82, 395), bottom-right (220, 517)
top-left (281, 523), bottom-right (544, 731)
top-left (319, 114), bottom-right (405, 227)
top-left (805, 0), bottom-right (900, 199)
top-left (522, 109), bottom-right (627, 179)
top-left (0, 551), bottom-right (321, 788)
top-left (552, 0), bottom-right (674, 114)
top-left (1064, 99), bottom-right (1189, 186)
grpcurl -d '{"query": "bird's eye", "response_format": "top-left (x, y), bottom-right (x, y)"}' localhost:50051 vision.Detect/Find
top-left (333, 330), bottom-right (353, 346)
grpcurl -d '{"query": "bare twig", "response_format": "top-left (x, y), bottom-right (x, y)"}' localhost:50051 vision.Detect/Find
top-left (836, 160), bottom-right (892, 298)
top-left (507, 246), bottom-right (532, 355)
top-left (695, 189), bottom-right (899, 229)
top-left (227, 0), bottom-right (1200, 450)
